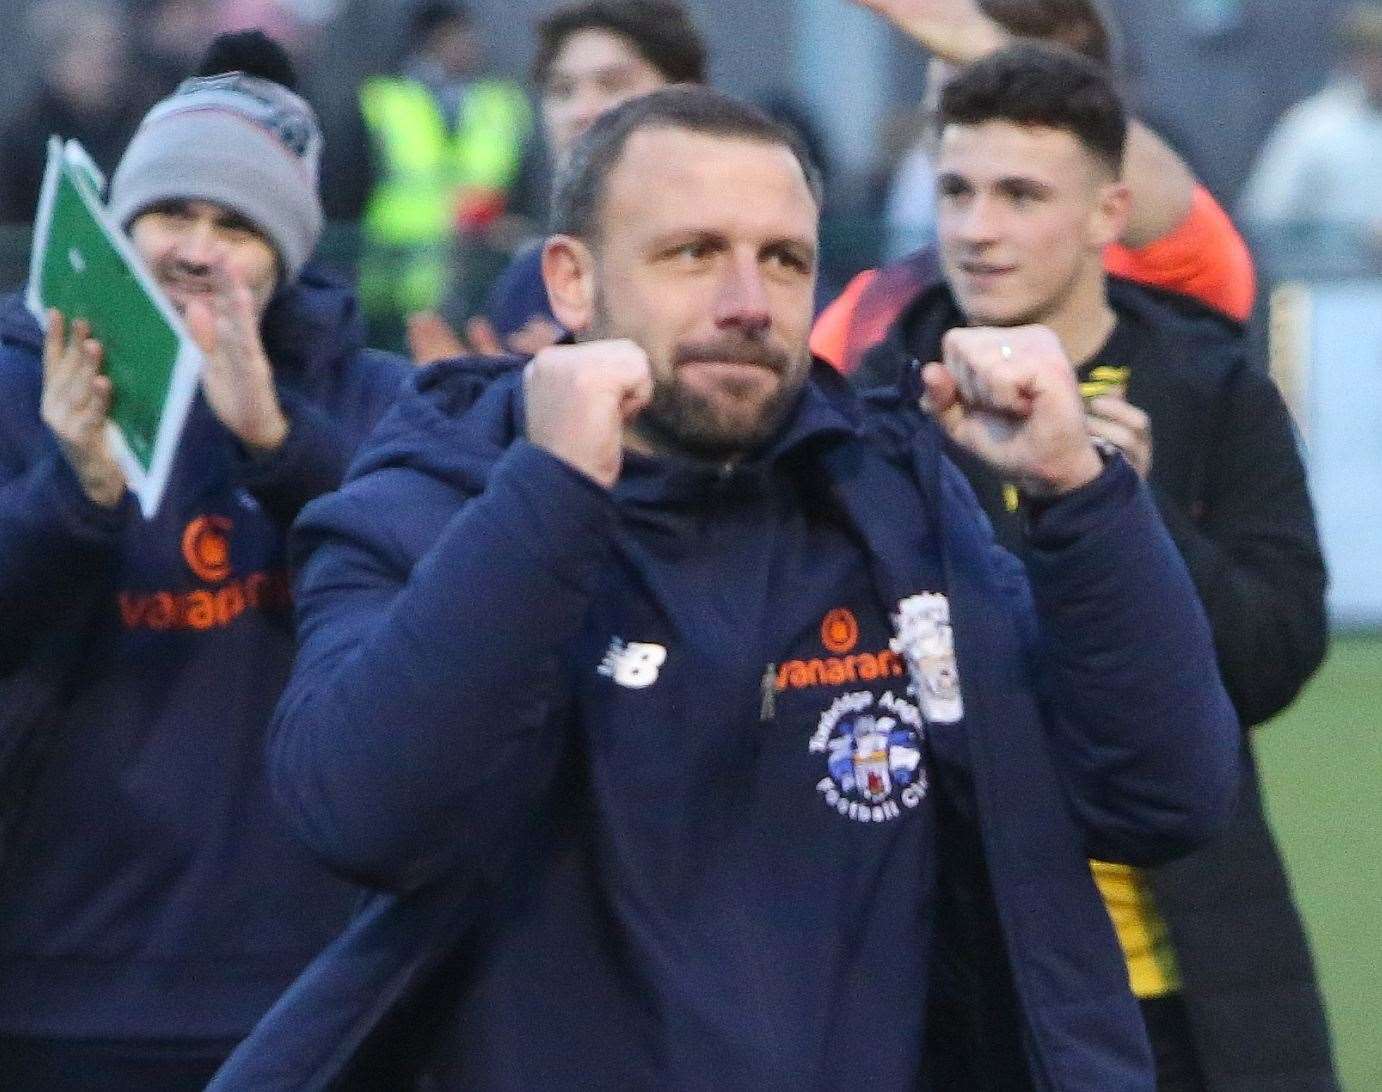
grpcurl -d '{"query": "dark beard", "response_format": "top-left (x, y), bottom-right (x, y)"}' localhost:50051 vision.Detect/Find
top-left (589, 293), bottom-right (807, 462)
top-left (634, 362), bottom-right (800, 462)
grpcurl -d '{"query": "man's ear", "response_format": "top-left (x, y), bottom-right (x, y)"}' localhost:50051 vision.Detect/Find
top-left (1091, 180), bottom-right (1133, 250)
top-left (542, 234), bottom-right (597, 333)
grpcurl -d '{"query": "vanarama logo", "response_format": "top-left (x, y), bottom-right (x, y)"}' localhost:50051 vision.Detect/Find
top-left (182, 515), bottom-right (232, 582)
top-left (820, 608), bottom-right (859, 654)
top-left (118, 514), bottom-right (291, 632)
top-left (777, 607), bottom-right (905, 691)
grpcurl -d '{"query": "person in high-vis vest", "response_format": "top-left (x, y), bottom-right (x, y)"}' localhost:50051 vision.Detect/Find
top-left (405, 0), bottom-right (709, 365)
top-left (359, 1), bottom-right (532, 329)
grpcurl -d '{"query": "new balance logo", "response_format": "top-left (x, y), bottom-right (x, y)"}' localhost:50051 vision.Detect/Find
top-left (598, 639), bottom-right (667, 689)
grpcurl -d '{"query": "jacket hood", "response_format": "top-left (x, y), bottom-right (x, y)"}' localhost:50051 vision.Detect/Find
top-left (345, 354), bottom-right (869, 500)
top-left (259, 262), bottom-right (368, 381)
top-left (344, 355), bottom-right (529, 494)
top-left (2, 261), bottom-right (367, 379)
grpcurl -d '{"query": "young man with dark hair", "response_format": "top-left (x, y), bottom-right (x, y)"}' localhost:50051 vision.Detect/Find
top-left (0, 32), bottom-right (409, 1091)
top-left (813, 0), bottom-right (1256, 374)
top-left (407, 0), bottom-right (708, 362)
top-left (210, 85), bottom-right (1238, 1090)
top-left (531, 0), bottom-right (708, 118)
top-left (858, 42), bottom-right (1334, 1091)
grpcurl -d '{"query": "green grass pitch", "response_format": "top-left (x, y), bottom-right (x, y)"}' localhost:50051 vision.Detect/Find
top-left (1255, 633), bottom-right (1382, 1090)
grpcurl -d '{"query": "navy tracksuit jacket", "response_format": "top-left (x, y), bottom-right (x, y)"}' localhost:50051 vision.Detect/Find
top-left (211, 358), bottom-right (1239, 1090)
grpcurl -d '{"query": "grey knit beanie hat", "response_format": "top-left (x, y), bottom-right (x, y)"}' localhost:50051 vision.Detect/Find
top-left (108, 72), bottom-right (324, 281)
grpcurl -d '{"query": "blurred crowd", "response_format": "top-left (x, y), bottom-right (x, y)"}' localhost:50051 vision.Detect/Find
top-left (1, 0), bottom-right (1379, 348)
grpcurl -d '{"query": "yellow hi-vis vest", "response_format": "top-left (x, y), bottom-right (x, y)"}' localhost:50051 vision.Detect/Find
top-left (359, 76), bottom-right (532, 313)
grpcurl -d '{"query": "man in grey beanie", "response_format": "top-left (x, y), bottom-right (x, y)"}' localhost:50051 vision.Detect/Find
top-left (0, 31), bottom-right (409, 1090)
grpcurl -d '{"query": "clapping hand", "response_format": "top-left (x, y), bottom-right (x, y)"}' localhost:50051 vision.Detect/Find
top-left (184, 273), bottom-right (288, 456)
top-left (41, 310), bottom-right (126, 508)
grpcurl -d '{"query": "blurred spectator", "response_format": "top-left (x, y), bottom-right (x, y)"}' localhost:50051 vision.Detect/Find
top-left (408, 0), bottom-right (707, 362)
top-left (1239, 3), bottom-right (1382, 272)
top-left (215, 0), bottom-right (309, 49)
top-left (355, 0), bottom-right (533, 334)
top-left (128, 0), bottom-right (220, 96)
top-left (0, 32), bottom-right (408, 1089)
top-left (0, 1), bottom-right (154, 224)
top-left (879, 93), bottom-right (941, 261)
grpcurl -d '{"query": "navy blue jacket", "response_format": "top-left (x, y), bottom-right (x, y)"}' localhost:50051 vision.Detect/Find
top-left (211, 358), bottom-right (1239, 1089)
top-left (480, 240), bottom-right (558, 343)
top-left (0, 266), bottom-right (409, 1040)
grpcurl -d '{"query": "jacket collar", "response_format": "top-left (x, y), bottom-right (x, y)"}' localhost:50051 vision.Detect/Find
top-left (615, 359), bottom-right (862, 506)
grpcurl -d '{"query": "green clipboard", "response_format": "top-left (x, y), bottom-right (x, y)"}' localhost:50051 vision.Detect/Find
top-left (26, 137), bottom-right (202, 518)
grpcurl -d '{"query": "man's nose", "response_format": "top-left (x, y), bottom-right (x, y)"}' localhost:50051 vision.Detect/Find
top-left (568, 86), bottom-right (610, 137)
top-left (173, 221), bottom-right (223, 268)
top-left (713, 255), bottom-right (771, 333)
top-left (956, 194), bottom-right (1002, 245)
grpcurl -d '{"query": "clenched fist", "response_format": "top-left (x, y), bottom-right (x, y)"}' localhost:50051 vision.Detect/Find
top-left (524, 341), bottom-right (654, 489)
top-left (922, 325), bottom-right (1103, 498)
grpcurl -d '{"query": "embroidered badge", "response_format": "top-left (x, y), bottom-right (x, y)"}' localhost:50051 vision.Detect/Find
top-left (809, 690), bottom-right (926, 823)
top-left (891, 593), bottom-right (964, 724)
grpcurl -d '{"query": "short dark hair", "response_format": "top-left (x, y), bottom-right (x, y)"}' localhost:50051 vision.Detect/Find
top-left (550, 86), bottom-right (823, 241)
top-left (532, 0), bottom-right (707, 88)
top-left (979, 0), bottom-right (1118, 68)
top-left (937, 43), bottom-right (1127, 175)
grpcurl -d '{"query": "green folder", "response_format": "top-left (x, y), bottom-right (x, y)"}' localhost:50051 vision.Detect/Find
top-left (26, 138), bottom-right (201, 518)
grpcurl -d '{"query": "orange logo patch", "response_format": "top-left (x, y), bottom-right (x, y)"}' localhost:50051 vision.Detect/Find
top-left (182, 515), bottom-right (233, 583)
top-left (821, 608), bottom-right (859, 654)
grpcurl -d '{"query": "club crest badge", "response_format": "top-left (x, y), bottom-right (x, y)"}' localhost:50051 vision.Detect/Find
top-left (891, 593), bottom-right (964, 724)
top-left (809, 690), bottom-right (926, 824)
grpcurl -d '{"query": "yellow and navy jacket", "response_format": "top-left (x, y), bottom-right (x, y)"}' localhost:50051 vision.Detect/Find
top-left (864, 276), bottom-right (1336, 1090)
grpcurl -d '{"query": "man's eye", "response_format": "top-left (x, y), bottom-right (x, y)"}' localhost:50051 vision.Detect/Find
top-left (671, 242), bottom-right (713, 262)
top-left (219, 222), bottom-right (259, 242)
top-left (768, 250), bottom-right (810, 274)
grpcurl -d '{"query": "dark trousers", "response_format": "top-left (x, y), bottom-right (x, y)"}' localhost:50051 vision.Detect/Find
top-left (0, 1036), bottom-right (239, 1091)
top-left (1140, 994), bottom-right (1208, 1092)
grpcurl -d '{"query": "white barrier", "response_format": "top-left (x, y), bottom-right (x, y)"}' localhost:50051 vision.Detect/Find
top-left (1274, 280), bottom-right (1382, 627)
